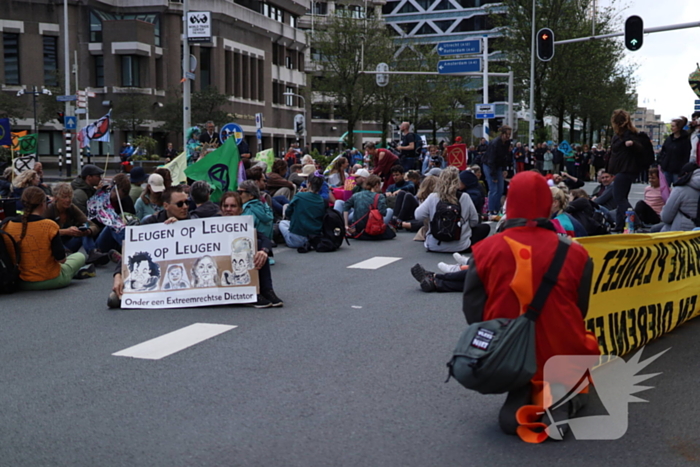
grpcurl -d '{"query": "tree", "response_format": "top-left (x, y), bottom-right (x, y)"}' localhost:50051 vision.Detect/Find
top-left (0, 91), bottom-right (27, 124)
top-left (113, 93), bottom-right (152, 132)
top-left (191, 86), bottom-right (235, 128)
top-left (37, 71), bottom-right (64, 126)
top-left (155, 88), bottom-right (183, 136)
top-left (310, 15), bottom-right (394, 148)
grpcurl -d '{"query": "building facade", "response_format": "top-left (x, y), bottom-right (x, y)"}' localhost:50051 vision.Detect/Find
top-left (634, 106), bottom-right (665, 147)
top-left (1, 0), bottom-right (312, 164)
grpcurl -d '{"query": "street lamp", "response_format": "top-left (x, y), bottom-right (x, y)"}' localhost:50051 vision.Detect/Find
top-left (283, 91), bottom-right (307, 148)
top-left (17, 86), bottom-right (53, 135)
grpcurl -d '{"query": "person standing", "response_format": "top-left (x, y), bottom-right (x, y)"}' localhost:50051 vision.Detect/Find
top-left (483, 125), bottom-right (512, 215)
top-left (164, 142), bottom-right (178, 162)
top-left (659, 116), bottom-right (692, 186)
top-left (396, 121), bottom-right (418, 172)
top-left (199, 121), bottom-right (220, 146)
top-left (690, 112), bottom-right (700, 164)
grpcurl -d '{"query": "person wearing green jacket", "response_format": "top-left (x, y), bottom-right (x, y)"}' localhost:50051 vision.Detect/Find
top-left (278, 174), bottom-right (326, 248)
top-left (239, 180), bottom-right (274, 240)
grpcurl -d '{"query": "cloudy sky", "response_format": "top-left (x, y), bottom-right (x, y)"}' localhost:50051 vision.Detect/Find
top-left (599, 0), bottom-right (700, 121)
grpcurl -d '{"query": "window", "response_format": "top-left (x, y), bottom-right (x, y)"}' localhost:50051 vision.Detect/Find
top-left (94, 55), bottom-right (104, 87)
top-left (290, 15), bottom-right (296, 28)
top-left (3, 33), bottom-right (20, 85)
top-left (90, 11), bottom-right (102, 42)
top-left (121, 55), bottom-right (140, 87)
top-left (200, 47), bottom-right (211, 89)
top-left (43, 36), bottom-right (58, 86)
top-left (285, 55), bottom-right (293, 70)
top-left (285, 86), bottom-right (294, 106)
top-left (311, 3), bottom-right (328, 15)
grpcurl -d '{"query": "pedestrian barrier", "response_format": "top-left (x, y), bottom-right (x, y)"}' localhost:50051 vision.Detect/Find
top-left (578, 231), bottom-right (700, 357)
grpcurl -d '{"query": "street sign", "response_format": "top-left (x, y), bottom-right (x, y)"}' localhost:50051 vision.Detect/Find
top-left (255, 113), bottom-right (263, 130)
top-left (74, 109), bottom-right (86, 115)
top-left (376, 62), bottom-right (389, 87)
top-left (437, 39), bottom-right (481, 57)
top-left (437, 58), bottom-right (481, 74)
top-left (475, 103), bottom-right (495, 119)
top-left (694, 105), bottom-right (700, 111)
top-left (187, 11), bottom-right (212, 43)
top-left (56, 95), bottom-right (76, 102)
top-left (220, 122), bottom-right (243, 145)
top-left (185, 71), bottom-right (196, 81)
top-left (695, 100), bottom-right (700, 105)
top-left (472, 125), bottom-right (483, 139)
top-left (64, 116), bottom-right (77, 130)
top-left (256, 129), bottom-right (262, 140)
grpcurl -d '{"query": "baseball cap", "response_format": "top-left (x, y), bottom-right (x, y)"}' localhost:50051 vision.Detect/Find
top-left (147, 173), bottom-right (165, 193)
top-left (81, 164), bottom-right (104, 178)
top-left (353, 168), bottom-right (370, 178)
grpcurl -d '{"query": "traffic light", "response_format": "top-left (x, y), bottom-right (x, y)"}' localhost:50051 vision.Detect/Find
top-left (625, 15), bottom-right (644, 51)
top-left (56, 111), bottom-right (64, 124)
top-left (536, 28), bottom-right (555, 61)
top-left (294, 119), bottom-right (304, 135)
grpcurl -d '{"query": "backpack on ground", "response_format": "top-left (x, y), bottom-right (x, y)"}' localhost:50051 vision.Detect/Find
top-left (445, 239), bottom-right (570, 395)
top-left (349, 193), bottom-right (386, 237)
top-left (429, 200), bottom-right (463, 244)
top-left (314, 207), bottom-right (349, 252)
top-left (0, 222), bottom-right (21, 294)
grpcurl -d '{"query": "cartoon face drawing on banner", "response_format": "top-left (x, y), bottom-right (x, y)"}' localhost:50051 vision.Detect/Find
top-left (222, 237), bottom-right (254, 285)
top-left (162, 263), bottom-right (191, 290)
top-left (191, 255), bottom-right (219, 287)
top-left (125, 251), bottom-right (160, 292)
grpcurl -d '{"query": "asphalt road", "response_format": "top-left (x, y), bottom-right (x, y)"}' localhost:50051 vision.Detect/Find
top-left (1, 183), bottom-right (696, 466)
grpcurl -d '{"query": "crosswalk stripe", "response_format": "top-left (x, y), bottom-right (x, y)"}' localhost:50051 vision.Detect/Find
top-left (347, 256), bottom-right (402, 270)
top-left (112, 323), bottom-right (237, 360)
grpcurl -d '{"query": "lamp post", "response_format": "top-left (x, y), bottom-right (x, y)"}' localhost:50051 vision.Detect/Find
top-left (16, 86), bottom-right (53, 136)
top-left (283, 91), bottom-right (307, 148)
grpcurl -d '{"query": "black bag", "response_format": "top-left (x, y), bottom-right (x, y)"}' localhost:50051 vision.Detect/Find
top-left (429, 200), bottom-right (462, 244)
top-left (446, 239), bottom-right (570, 395)
top-left (0, 221), bottom-right (21, 294)
top-left (298, 208), bottom-right (349, 253)
top-left (413, 133), bottom-right (423, 153)
top-left (634, 131), bottom-right (656, 171)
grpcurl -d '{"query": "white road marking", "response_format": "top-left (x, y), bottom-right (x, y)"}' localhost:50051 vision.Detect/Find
top-left (351, 305), bottom-right (363, 309)
top-left (347, 256), bottom-right (402, 270)
top-left (113, 323), bottom-right (237, 360)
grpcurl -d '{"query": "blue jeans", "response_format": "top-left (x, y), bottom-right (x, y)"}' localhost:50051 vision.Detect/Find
top-left (278, 220), bottom-right (308, 248)
top-left (271, 195), bottom-right (289, 217)
top-left (96, 227), bottom-right (125, 252)
top-left (612, 172), bottom-right (636, 231)
top-left (63, 235), bottom-right (95, 253)
top-left (663, 171), bottom-right (679, 187)
top-left (483, 164), bottom-right (504, 213)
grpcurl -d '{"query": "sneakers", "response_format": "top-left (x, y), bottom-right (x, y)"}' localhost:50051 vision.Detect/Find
top-left (108, 249), bottom-right (122, 263)
top-left (262, 289), bottom-right (284, 307)
top-left (411, 263), bottom-right (427, 283)
top-left (75, 263), bottom-right (96, 279)
top-left (248, 295), bottom-right (273, 308)
top-left (438, 262), bottom-right (462, 274)
top-left (86, 250), bottom-right (110, 266)
top-left (453, 252), bottom-right (469, 266)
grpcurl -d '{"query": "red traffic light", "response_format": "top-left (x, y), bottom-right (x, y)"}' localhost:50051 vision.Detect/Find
top-left (537, 28), bottom-right (555, 61)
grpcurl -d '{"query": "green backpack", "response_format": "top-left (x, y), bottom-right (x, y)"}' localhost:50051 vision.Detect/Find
top-left (446, 239), bottom-right (570, 395)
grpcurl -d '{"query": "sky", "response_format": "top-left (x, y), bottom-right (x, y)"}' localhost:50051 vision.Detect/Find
top-left (598, 0), bottom-right (700, 121)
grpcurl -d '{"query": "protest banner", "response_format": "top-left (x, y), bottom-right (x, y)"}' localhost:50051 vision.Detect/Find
top-left (445, 143), bottom-right (467, 170)
top-left (121, 216), bottom-right (259, 309)
top-left (255, 148), bottom-right (275, 173)
top-left (578, 231), bottom-right (700, 357)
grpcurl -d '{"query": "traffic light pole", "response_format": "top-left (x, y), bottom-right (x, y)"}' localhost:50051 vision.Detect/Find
top-left (528, 0), bottom-right (536, 156)
top-left (554, 20), bottom-right (700, 45)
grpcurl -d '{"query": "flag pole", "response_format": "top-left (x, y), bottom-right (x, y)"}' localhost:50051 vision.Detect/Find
top-left (104, 151), bottom-right (110, 174)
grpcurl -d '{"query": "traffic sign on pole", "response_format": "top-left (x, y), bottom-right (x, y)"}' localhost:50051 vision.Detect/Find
top-left (475, 104), bottom-right (495, 119)
top-left (437, 39), bottom-right (481, 56)
top-left (64, 116), bottom-right (77, 130)
top-left (56, 95), bottom-right (77, 102)
top-left (220, 123), bottom-right (244, 145)
top-left (255, 113), bottom-right (263, 130)
top-left (437, 58), bottom-right (481, 74)
top-left (376, 62), bottom-right (389, 87)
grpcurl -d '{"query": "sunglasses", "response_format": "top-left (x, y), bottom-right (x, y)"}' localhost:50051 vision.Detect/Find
top-left (172, 200), bottom-right (187, 208)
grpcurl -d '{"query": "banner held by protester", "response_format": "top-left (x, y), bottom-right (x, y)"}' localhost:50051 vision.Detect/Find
top-left (185, 137), bottom-right (240, 202)
top-left (121, 216), bottom-right (259, 309)
top-left (161, 151), bottom-right (188, 185)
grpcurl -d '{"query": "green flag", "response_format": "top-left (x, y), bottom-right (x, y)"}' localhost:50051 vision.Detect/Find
top-left (18, 133), bottom-right (38, 155)
top-left (255, 148), bottom-right (275, 173)
top-left (184, 137), bottom-right (240, 202)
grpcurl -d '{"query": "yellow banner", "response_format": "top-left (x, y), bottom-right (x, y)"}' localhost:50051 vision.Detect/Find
top-left (578, 231), bottom-right (700, 357)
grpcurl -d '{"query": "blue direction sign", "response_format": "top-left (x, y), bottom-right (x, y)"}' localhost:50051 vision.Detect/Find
top-left (256, 129), bottom-right (262, 140)
top-left (64, 116), bottom-right (77, 130)
top-left (475, 104), bottom-right (495, 119)
top-left (695, 100), bottom-right (700, 105)
top-left (437, 58), bottom-right (481, 74)
top-left (56, 95), bottom-right (77, 102)
top-left (437, 39), bottom-right (481, 57)
top-left (220, 122), bottom-right (243, 145)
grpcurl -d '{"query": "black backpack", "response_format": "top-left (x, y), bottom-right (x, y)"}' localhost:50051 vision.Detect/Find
top-left (299, 208), bottom-right (349, 253)
top-left (634, 131), bottom-right (656, 171)
top-left (0, 221), bottom-right (20, 294)
top-left (413, 133), bottom-right (423, 153)
top-left (430, 200), bottom-right (463, 244)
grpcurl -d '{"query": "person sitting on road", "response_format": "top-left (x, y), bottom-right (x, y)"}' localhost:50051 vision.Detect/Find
top-left (566, 189), bottom-right (610, 236)
top-left (463, 171), bottom-right (599, 440)
top-left (635, 167), bottom-right (666, 226)
top-left (551, 172), bottom-right (584, 191)
top-left (45, 183), bottom-right (111, 266)
top-left (393, 174), bottom-right (439, 232)
top-left (288, 164), bottom-right (305, 188)
top-left (128, 166), bottom-right (148, 203)
top-left (134, 174), bottom-right (165, 221)
top-left (189, 181), bottom-right (222, 219)
top-left (279, 174), bottom-right (326, 249)
top-left (386, 165), bottom-right (416, 196)
top-left (267, 159), bottom-right (297, 199)
top-left (653, 162), bottom-right (700, 232)
top-left (71, 164), bottom-right (104, 215)
top-left (2, 187), bottom-right (96, 290)
top-left (344, 174), bottom-right (396, 241)
top-left (239, 180), bottom-right (274, 240)
top-left (414, 166), bottom-right (483, 253)
top-left (327, 157), bottom-right (349, 188)
top-left (12, 169), bottom-right (41, 210)
top-left (550, 187), bottom-right (587, 237)
top-left (32, 162), bottom-right (52, 197)
top-left (0, 166), bottom-right (13, 197)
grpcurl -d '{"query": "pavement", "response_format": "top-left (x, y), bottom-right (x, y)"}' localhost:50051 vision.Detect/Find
top-left (1, 219), bottom-right (699, 465)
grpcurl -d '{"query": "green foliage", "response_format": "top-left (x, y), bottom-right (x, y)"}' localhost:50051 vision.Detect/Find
top-left (191, 87), bottom-right (235, 128)
top-left (130, 135), bottom-right (158, 160)
top-left (156, 88), bottom-right (183, 135)
top-left (113, 93), bottom-right (152, 132)
top-left (0, 91), bottom-right (27, 124)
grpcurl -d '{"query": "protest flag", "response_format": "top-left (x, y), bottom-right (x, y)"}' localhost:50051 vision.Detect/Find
top-left (18, 133), bottom-right (38, 154)
top-left (85, 111), bottom-right (111, 142)
top-left (161, 151), bottom-right (188, 185)
top-left (255, 148), bottom-right (275, 173)
top-left (0, 118), bottom-right (11, 146)
top-left (10, 131), bottom-right (27, 151)
top-left (185, 137), bottom-right (240, 202)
